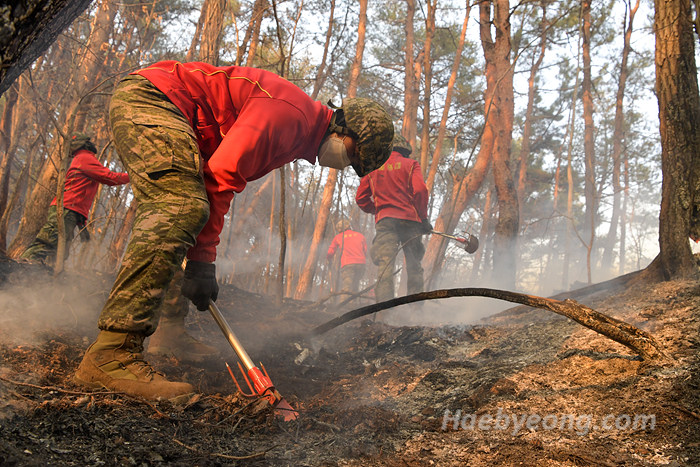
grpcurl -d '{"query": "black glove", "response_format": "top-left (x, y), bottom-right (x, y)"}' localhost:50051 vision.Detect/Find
top-left (181, 261), bottom-right (218, 311)
top-left (420, 218), bottom-right (433, 234)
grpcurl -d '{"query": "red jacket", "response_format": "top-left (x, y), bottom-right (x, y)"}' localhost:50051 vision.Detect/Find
top-left (355, 151), bottom-right (429, 223)
top-left (51, 149), bottom-right (129, 218)
top-left (135, 61), bottom-right (333, 262)
top-left (327, 230), bottom-right (367, 267)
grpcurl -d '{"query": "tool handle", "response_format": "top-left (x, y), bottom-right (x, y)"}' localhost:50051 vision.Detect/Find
top-left (208, 300), bottom-right (256, 372)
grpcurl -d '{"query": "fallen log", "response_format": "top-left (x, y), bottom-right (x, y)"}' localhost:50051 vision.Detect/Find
top-left (310, 288), bottom-right (669, 361)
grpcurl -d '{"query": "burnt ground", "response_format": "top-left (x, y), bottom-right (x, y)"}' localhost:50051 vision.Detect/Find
top-left (0, 258), bottom-right (698, 466)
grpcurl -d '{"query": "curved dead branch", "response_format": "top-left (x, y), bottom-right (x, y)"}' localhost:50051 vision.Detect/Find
top-left (311, 288), bottom-right (669, 361)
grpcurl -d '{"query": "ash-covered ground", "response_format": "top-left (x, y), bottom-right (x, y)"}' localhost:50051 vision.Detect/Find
top-left (0, 258), bottom-right (698, 466)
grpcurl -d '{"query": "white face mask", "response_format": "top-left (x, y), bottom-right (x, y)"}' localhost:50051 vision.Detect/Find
top-left (318, 135), bottom-right (351, 170)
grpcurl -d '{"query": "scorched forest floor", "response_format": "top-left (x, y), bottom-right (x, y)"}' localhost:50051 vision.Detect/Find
top-left (0, 258), bottom-right (698, 466)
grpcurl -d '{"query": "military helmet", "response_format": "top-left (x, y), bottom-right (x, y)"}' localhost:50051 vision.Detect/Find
top-left (392, 132), bottom-right (412, 157)
top-left (336, 219), bottom-right (351, 232)
top-left (70, 133), bottom-right (97, 154)
top-left (329, 98), bottom-right (394, 177)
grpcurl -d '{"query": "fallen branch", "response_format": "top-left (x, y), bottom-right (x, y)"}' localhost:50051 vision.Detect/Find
top-left (670, 403), bottom-right (700, 420)
top-left (171, 437), bottom-right (270, 460)
top-left (310, 288), bottom-right (669, 361)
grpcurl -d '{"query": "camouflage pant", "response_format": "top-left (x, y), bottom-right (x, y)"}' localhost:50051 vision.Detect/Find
top-left (98, 75), bottom-right (209, 335)
top-left (338, 263), bottom-right (365, 303)
top-left (21, 206), bottom-right (84, 265)
top-left (370, 217), bottom-right (425, 303)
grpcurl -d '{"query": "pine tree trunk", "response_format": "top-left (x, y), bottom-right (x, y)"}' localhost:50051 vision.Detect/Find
top-left (418, 0), bottom-right (436, 174)
top-left (311, 0), bottom-right (336, 99)
top-left (648, 0), bottom-right (700, 279)
top-left (426, 1), bottom-right (470, 194)
top-left (294, 0), bottom-right (367, 300)
top-left (601, 0), bottom-right (640, 272)
top-left (402, 0), bottom-right (419, 147)
top-left (581, 0), bottom-right (596, 282)
top-left (516, 5), bottom-right (547, 216)
top-left (0, 84), bottom-right (19, 252)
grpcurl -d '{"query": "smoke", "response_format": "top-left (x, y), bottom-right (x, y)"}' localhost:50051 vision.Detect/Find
top-left (0, 267), bottom-right (108, 347)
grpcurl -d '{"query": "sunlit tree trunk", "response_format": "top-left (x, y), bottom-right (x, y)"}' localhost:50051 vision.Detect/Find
top-left (581, 0), bottom-right (596, 283)
top-left (189, 0), bottom-right (226, 65)
top-left (402, 0), bottom-right (419, 146)
top-left (473, 0), bottom-right (518, 288)
top-left (470, 185), bottom-right (494, 283)
top-left (601, 0), bottom-right (640, 272)
top-left (516, 4), bottom-right (547, 217)
top-left (418, 0), bottom-right (437, 174)
top-left (311, 0), bottom-right (336, 99)
top-left (426, 1), bottom-right (470, 194)
top-left (246, 0), bottom-right (267, 67)
top-left (294, 0), bottom-right (367, 300)
top-left (619, 152), bottom-right (629, 275)
top-left (236, 0), bottom-right (267, 66)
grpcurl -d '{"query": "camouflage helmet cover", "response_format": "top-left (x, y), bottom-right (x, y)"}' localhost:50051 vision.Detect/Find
top-left (70, 133), bottom-right (96, 154)
top-left (340, 98), bottom-right (394, 177)
top-left (392, 132), bottom-right (412, 157)
top-left (336, 219), bottom-right (352, 232)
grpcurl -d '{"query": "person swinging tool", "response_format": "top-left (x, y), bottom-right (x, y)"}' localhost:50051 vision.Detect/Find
top-left (21, 134), bottom-right (130, 266)
top-left (356, 133), bottom-right (430, 303)
top-left (74, 61), bottom-right (394, 402)
top-left (326, 219), bottom-right (367, 304)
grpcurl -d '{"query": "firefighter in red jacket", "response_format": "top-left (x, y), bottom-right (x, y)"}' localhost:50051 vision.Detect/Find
top-left (74, 61), bottom-right (394, 401)
top-left (356, 133), bottom-right (431, 303)
top-left (21, 134), bottom-right (129, 265)
top-left (326, 219), bottom-right (367, 303)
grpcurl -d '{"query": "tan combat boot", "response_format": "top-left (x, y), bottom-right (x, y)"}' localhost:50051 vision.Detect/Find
top-left (147, 317), bottom-right (218, 363)
top-left (74, 330), bottom-right (194, 403)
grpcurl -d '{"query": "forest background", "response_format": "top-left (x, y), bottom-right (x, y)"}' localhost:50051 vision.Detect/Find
top-left (0, 0), bottom-right (688, 319)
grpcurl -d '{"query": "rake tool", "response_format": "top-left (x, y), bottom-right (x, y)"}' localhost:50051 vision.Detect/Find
top-left (208, 300), bottom-right (298, 421)
top-left (430, 230), bottom-right (479, 253)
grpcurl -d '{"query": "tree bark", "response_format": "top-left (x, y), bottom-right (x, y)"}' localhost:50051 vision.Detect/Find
top-left (200, 0), bottom-right (227, 65)
top-left (0, 84), bottom-right (19, 252)
top-left (488, 0), bottom-right (518, 289)
top-left (648, 0), bottom-right (700, 280)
